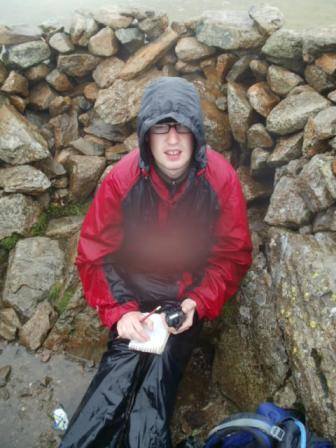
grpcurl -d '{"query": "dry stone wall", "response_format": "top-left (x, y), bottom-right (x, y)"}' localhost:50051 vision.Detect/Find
top-left (0, 4), bottom-right (335, 441)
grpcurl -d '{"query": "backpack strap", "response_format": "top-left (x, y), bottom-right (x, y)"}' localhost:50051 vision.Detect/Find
top-left (208, 413), bottom-right (286, 443)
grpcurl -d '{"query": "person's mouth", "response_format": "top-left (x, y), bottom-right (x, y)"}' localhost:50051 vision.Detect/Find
top-left (165, 150), bottom-right (181, 161)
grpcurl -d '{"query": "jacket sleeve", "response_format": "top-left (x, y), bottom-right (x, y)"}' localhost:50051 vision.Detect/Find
top-left (186, 169), bottom-right (252, 320)
top-left (76, 173), bottom-right (139, 329)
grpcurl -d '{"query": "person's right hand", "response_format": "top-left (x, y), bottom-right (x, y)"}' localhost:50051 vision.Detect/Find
top-left (116, 311), bottom-right (153, 342)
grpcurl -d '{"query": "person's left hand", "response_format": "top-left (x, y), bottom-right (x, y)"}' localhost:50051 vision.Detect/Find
top-left (167, 298), bottom-right (197, 335)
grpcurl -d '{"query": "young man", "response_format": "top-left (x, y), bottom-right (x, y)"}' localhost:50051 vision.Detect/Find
top-left (60, 77), bottom-right (252, 447)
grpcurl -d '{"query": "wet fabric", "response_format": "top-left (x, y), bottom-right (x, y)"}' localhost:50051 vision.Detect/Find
top-left (60, 319), bottom-right (202, 448)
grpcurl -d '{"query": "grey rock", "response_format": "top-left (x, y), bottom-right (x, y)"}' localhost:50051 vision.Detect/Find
top-left (46, 69), bottom-right (73, 93)
top-left (70, 11), bottom-right (98, 46)
top-left (0, 308), bottom-right (21, 341)
top-left (237, 166), bottom-right (273, 203)
top-left (0, 366), bottom-right (11, 387)
top-left (327, 89), bottom-right (336, 103)
top-left (313, 206), bottom-right (336, 232)
top-left (267, 65), bottom-right (303, 96)
top-left (1, 70), bottom-right (29, 97)
top-left (247, 81), bottom-right (280, 117)
top-left (226, 55), bottom-right (254, 82)
top-left (304, 64), bottom-right (335, 93)
top-left (215, 96), bottom-right (227, 111)
top-left (3, 237), bottom-right (65, 319)
top-left (49, 111), bottom-right (79, 149)
top-left (196, 11), bottom-right (265, 50)
top-left (0, 24), bottom-right (41, 45)
top-left (93, 8), bottom-right (133, 29)
top-left (84, 116), bottom-right (130, 142)
top-left (138, 15), bottom-right (169, 39)
top-left (213, 252), bottom-right (289, 409)
top-left (92, 57), bottom-right (125, 89)
top-left (0, 61), bottom-right (8, 84)
top-left (302, 106), bottom-right (336, 157)
top-left (265, 176), bottom-right (312, 228)
top-left (88, 27), bottom-right (119, 57)
top-left (175, 37), bottom-right (215, 62)
top-left (48, 32), bottom-right (74, 53)
top-left (202, 99), bottom-right (232, 152)
top-left (273, 158), bottom-right (307, 185)
top-left (35, 157), bottom-right (66, 178)
top-left (57, 53), bottom-right (101, 78)
top-left (19, 301), bottom-right (58, 351)
top-left (266, 90), bottom-right (330, 135)
top-left (0, 103), bottom-right (49, 164)
top-left (115, 27), bottom-right (144, 53)
top-left (94, 68), bottom-right (162, 126)
top-left (227, 82), bottom-right (254, 144)
top-left (0, 165), bottom-right (51, 194)
top-left (247, 123), bottom-right (273, 149)
top-left (302, 26), bottom-right (336, 62)
top-left (45, 215), bottom-right (84, 238)
top-left (123, 133), bottom-right (138, 152)
top-left (262, 29), bottom-right (303, 61)
top-left (250, 148), bottom-right (270, 176)
top-left (175, 60), bottom-right (200, 74)
top-left (298, 155), bottom-right (336, 213)
top-left (29, 82), bottom-right (57, 111)
top-left (0, 194), bottom-right (41, 240)
top-left (267, 132), bottom-right (303, 167)
top-left (266, 229), bottom-right (336, 438)
top-left (70, 136), bottom-right (105, 156)
top-left (248, 4), bottom-right (284, 35)
top-left (249, 59), bottom-right (269, 80)
top-left (66, 155), bottom-right (106, 202)
top-left (4, 41), bottom-right (51, 69)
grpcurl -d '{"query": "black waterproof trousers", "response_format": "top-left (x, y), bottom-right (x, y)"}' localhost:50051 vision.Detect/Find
top-left (59, 320), bottom-right (202, 448)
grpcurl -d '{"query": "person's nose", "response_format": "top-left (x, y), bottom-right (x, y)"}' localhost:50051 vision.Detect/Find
top-left (167, 126), bottom-right (179, 144)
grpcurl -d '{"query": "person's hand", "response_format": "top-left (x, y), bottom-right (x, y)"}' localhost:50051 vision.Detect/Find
top-left (167, 298), bottom-right (197, 335)
top-left (116, 311), bottom-right (153, 342)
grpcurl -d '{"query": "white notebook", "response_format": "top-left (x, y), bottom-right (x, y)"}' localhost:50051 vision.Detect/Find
top-left (128, 313), bottom-right (169, 355)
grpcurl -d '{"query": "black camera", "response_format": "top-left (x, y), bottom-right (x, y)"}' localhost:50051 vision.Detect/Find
top-left (163, 303), bottom-right (186, 330)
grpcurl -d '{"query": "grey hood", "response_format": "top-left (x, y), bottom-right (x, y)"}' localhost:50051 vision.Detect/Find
top-left (137, 77), bottom-right (207, 171)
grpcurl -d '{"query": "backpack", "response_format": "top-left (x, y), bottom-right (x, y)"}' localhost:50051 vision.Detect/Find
top-left (203, 403), bottom-right (333, 448)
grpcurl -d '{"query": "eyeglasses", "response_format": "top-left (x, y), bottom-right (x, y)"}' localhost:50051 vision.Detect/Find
top-left (149, 122), bottom-right (192, 134)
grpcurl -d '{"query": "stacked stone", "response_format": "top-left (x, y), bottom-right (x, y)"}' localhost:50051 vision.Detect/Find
top-left (0, 5), bottom-right (336, 441)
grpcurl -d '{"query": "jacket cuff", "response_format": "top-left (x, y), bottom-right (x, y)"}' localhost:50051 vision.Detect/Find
top-left (184, 293), bottom-right (206, 320)
top-left (100, 301), bottom-right (139, 329)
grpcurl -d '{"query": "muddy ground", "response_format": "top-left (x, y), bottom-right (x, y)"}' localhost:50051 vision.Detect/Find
top-left (0, 335), bottom-right (231, 448)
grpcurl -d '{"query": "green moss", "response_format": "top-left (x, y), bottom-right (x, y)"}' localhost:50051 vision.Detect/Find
top-left (0, 233), bottom-right (21, 251)
top-left (56, 288), bottom-right (75, 314)
top-left (30, 212), bottom-right (48, 237)
top-left (48, 283), bottom-right (62, 303)
top-left (46, 202), bottom-right (90, 220)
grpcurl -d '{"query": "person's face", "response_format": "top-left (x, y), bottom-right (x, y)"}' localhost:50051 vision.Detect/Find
top-left (148, 122), bottom-right (194, 179)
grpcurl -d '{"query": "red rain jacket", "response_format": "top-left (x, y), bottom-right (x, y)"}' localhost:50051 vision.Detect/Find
top-left (76, 147), bottom-right (252, 329)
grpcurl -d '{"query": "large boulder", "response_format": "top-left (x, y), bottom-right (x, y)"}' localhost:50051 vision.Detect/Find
top-left (217, 228), bottom-right (336, 440)
top-left (266, 229), bottom-right (336, 438)
top-left (196, 11), bottom-right (265, 50)
top-left (0, 103), bottom-right (49, 164)
top-left (266, 90), bottom-right (330, 135)
top-left (2, 237), bottom-right (65, 319)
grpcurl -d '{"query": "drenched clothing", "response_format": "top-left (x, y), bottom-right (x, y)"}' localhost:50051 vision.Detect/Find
top-left (60, 77), bottom-right (252, 448)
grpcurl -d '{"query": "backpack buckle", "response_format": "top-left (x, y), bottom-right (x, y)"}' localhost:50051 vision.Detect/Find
top-left (270, 425), bottom-right (285, 441)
